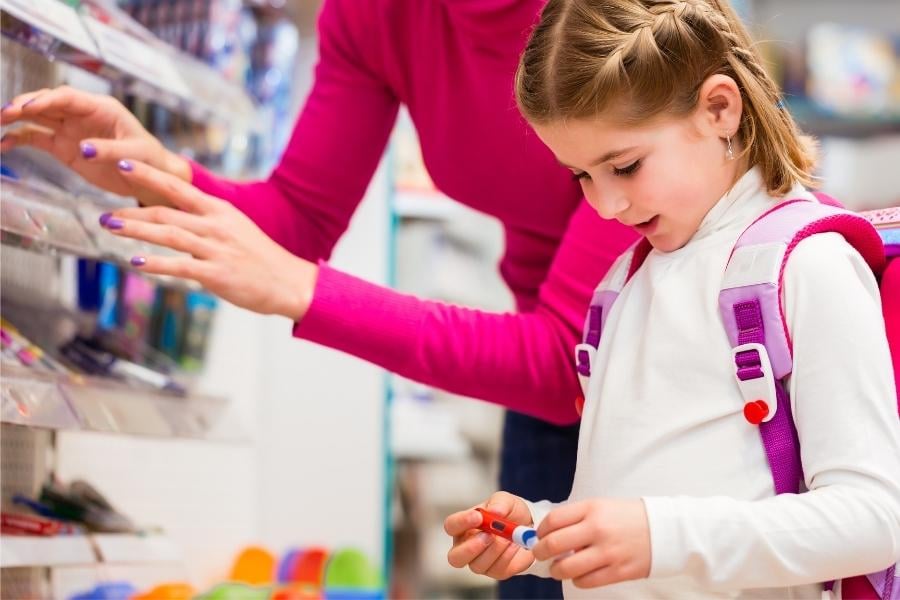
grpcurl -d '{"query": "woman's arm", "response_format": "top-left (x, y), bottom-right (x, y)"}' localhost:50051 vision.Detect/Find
top-left (191, 0), bottom-right (400, 262)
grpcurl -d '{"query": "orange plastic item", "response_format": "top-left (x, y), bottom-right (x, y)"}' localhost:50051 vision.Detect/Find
top-left (229, 546), bottom-right (277, 585)
top-left (290, 548), bottom-right (329, 587)
top-left (271, 585), bottom-right (321, 600)
top-left (130, 582), bottom-right (195, 600)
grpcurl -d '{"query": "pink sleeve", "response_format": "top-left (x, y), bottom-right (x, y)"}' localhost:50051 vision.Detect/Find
top-left (294, 203), bottom-right (638, 425)
top-left (190, 0), bottom-right (398, 262)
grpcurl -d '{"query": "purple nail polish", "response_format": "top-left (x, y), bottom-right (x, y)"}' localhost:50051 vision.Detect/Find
top-left (1, 102), bottom-right (12, 111)
top-left (104, 217), bottom-right (124, 230)
top-left (117, 159), bottom-right (133, 172)
top-left (130, 256), bottom-right (147, 267)
top-left (80, 142), bottom-right (97, 159)
top-left (99, 212), bottom-right (112, 226)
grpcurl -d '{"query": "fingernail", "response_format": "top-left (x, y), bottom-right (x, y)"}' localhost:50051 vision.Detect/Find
top-left (117, 159), bottom-right (133, 172)
top-left (22, 98), bottom-right (36, 108)
top-left (99, 212), bottom-right (112, 226)
top-left (130, 256), bottom-right (146, 267)
top-left (1, 102), bottom-right (12, 111)
top-left (80, 142), bottom-right (97, 159)
top-left (103, 217), bottom-right (124, 230)
top-left (477, 532), bottom-right (493, 545)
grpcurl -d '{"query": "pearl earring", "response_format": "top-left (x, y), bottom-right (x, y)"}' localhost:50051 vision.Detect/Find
top-left (725, 135), bottom-right (735, 161)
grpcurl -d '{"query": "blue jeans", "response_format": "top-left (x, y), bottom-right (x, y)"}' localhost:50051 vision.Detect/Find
top-left (497, 411), bottom-right (580, 600)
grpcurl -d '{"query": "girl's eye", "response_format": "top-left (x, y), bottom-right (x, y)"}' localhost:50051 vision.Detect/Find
top-left (613, 160), bottom-right (641, 177)
top-left (572, 171), bottom-right (591, 181)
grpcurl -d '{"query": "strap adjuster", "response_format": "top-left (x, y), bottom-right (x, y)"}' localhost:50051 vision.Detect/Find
top-left (731, 342), bottom-right (777, 424)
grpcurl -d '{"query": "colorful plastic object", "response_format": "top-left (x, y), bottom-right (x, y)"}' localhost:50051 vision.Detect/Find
top-left (290, 547), bottom-right (329, 587)
top-left (201, 583), bottom-right (269, 600)
top-left (229, 546), bottom-right (276, 585)
top-left (322, 548), bottom-right (383, 600)
top-left (131, 583), bottom-right (196, 600)
top-left (69, 582), bottom-right (135, 600)
top-left (475, 508), bottom-right (538, 550)
top-left (277, 548), bottom-right (304, 583)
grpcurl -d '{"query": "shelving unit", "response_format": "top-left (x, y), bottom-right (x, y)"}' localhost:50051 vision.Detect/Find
top-left (1, 363), bottom-right (245, 442)
top-left (1, 174), bottom-right (200, 291)
top-left (1, 2), bottom-right (261, 596)
top-left (1, 533), bottom-right (181, 569)
top-left (0, 0), bottom-right (257, 131)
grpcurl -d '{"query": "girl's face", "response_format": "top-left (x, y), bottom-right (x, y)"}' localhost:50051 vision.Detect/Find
top-left (533, 109), bottom-right (743, 253)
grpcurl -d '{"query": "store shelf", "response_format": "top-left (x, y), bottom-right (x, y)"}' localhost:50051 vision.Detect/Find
top-left (0, 175), bottom-right (200, 291)
top-left (1, 535), bottom-right (96, 568)
top-left (92, 533), bottom-right (182, 564)
top-left (0, 0), bottom-right (257, 131)
top-left (1, 363), bottom-right (246, 442)
top-left (0, 533), bottom-right (181, 568)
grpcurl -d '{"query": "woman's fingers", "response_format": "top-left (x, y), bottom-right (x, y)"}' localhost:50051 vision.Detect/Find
top-left (447, 531), bottom-right (495, 569)
top-left (104, 218), bottom-right (216, 260)
top-left (78, 137), bottom-right (160, 165)
top-left (115, 160), bottom-right (219, 215)
top-left (108, 205), bottom-right (212, 237)
top-left (0, 124), bottom-right (58, 154)
top-left (125, 254), bottom-right (220, 286)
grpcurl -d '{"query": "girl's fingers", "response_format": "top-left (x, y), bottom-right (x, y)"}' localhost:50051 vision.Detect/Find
top-left (116, 160), bottom-right (219, 215)
top-left (467, 535), bottom-right (512, 575)
top-left (548, 546), bottom-right (609, 581)
top-left (536, 502), bottom-right (588, 538)
top-left (485, 543), bottom-right (527, 579)
top-left (532, 522), bottom-right (594, 562)
top-left (447, 531), bottom-right (495, 569)
top-left (108, 205), bottom-right (212, 237)
top-left (105, 219), bottom-right (216, 260)
top-left (571, 564), bottom-right (621, 590)
top-left (444, 509), bottom-right (482, 537)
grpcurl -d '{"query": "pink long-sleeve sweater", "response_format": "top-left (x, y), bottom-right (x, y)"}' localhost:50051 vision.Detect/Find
top-left (190, 0), bottom-right (637, 425)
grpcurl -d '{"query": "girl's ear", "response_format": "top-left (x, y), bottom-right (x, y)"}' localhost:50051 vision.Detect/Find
top-left (693, 74), bottom-right (743, 138)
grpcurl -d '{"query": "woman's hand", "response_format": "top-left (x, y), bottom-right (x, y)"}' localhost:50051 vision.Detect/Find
top-left (0, 86), bottom-right (190, 206)
top-left (533, 498), bottom-right (651, 589)
top-left (444, 491), bottom-right (536, 580)
top-left (99, 159), bottom-right (318, 320)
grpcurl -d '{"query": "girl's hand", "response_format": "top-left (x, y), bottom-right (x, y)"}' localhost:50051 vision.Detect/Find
top-left (100, 159), bottom-right (317, 320)
top-left (0, 86), bottom-right (190, 207)
top-left (444, 491), bottom-right (536, 580)
top-left (533, 498), bottom-right (651, 589)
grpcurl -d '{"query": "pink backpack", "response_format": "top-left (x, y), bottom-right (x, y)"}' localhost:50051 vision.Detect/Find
top-left (575, 196), bottom-right (899, 599)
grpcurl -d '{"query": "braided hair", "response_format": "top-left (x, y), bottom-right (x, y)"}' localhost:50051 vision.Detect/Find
top-left (515, 0), bottom-right (816, 195)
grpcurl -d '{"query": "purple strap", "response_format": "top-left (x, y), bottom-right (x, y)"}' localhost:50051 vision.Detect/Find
top-left (732, 300), bottom-right (803, 495)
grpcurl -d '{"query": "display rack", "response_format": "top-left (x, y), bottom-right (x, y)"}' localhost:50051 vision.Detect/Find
top-left (1, 533), bottom-right (181, 569)
top-left (1, 174), bottom-right (200, 291)
top-left (0, 0), bottom-right (258, 131)
top-left (1, 363), bottom-right (244, 442)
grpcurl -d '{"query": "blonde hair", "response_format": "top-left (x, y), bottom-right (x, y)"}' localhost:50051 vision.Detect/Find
top-left (515, 0), bottom-right (816, 195)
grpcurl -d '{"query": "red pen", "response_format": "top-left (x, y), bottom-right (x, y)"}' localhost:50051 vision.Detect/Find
top-left (475, 508), bottom-right (538, 550)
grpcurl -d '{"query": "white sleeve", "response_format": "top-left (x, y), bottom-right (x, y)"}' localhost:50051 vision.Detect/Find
top-left (643, 233), bottom-right (900, 589)
top-left (521, 499), bottom-right (558, 578)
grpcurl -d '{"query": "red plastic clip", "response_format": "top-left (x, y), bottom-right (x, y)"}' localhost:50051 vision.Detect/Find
top-left (743, 399), bottom-right (769, 425)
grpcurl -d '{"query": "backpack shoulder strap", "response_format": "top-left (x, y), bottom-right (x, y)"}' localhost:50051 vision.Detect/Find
top-left (576, 238), bottom-right (652, 396)
top-left (719, 198), bottom-right (885, 495)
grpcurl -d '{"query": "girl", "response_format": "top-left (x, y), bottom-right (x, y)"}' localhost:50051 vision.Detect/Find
top-left (445, 0), bottom-right (900, 597)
